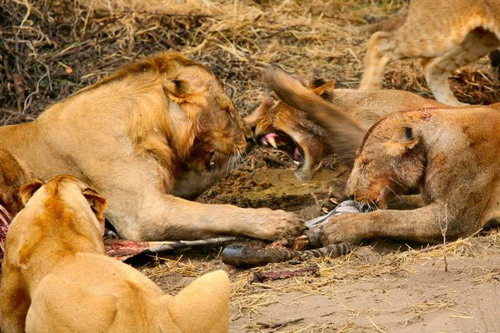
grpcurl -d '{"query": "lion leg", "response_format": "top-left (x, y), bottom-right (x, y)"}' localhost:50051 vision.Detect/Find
top-left (320, 203), bottom-right (476, 245)
top-left (421, 29), bottom-right (499, 106)
top-left (360, 12), bottom-right (482, 92)
top-left (359, 31), bottom-right (395, 89)
top-left (107, 190), bottom-right (303, 242)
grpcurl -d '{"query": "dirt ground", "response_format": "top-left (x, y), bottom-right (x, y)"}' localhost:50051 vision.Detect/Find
top-left (1, 0), bottom-right (500, 332)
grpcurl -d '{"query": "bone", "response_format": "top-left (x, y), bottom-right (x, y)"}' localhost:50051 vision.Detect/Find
top-left (221, 243), bottom-right (351, 267)
top-left (305, 200), bottom-right (360, 228)
top-left (221, 200), bottom-right (361, 268)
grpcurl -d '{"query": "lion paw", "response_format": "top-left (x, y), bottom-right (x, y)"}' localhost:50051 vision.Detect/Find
top-left (319, 214), bottom-right (363, 245)
top-left (245, 208), bottom-right (304, 240)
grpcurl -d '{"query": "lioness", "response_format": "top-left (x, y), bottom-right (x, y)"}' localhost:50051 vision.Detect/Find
top-left (0, 175), bottom-right (230, 332)
top-left (0, 52), bottom-right (301, 241)
top-left (303, 102), bottom-right (500, 244)
top-left (256, 67), bottom-right (444, 180)
top-left (359, 0), bottom-right (500, 106)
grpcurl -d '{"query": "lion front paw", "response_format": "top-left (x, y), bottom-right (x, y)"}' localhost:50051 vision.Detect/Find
top-left (319, 214), bottom-right (364, 245)
top-left (246, 208), bottom-right (304, 240)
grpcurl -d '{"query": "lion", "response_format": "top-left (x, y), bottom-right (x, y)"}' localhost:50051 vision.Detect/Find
top-left (359, 0), bottom-right (500, 106)
top-left (299, 98), bottom-right (500, 244)
top-left (0, 52), bottom-right (302, 241)
top-left (0, 175), bottom-right (230, 332)
top-left (253, 67), bottom-right (444, 181)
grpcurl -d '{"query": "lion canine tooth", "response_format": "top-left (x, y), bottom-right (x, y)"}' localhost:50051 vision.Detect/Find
top-left (293, 160), bottom-right (300, 165)
top-left (267, 135), bottom-right (278, 148)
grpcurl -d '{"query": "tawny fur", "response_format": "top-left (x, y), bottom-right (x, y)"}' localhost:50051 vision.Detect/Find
top-left (359, 0), bottom-right (500, 106)
top-left (315, 104), bottom-right (500, 244)
top-left (259, 67), bottom-right (444, 180)
top-left (0, 52), bottom-right (302, 241)
top-left (0, 150), bottom-right (31, 216)
top-left (0, 176), bottom-right (230, 333)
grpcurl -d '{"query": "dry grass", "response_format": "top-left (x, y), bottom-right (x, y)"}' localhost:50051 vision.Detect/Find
top-left (2, 0), bottom-right (497, 126)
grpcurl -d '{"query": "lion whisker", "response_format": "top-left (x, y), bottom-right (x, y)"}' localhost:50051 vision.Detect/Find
top-left (389, 177), bottom-right (408, 190)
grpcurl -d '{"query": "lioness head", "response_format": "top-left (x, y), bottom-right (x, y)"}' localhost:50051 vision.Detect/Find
top-left (19, 175), bottom-right (108, 234)
top-left (345, 112), bottom-right (427, 209)
top-left (245, 79), bottom-right (334, 182)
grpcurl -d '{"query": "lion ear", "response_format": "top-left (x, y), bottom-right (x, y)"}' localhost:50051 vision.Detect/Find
top-left (385, 126), bottom-right (420, 156)
top-left (312, 80), bottom-right (335, 95)
top-left (20, 179), bottom-right (45, 205)
top-left (244, 96), bottom-right (275, 127)
top-left (163, 79), bottom-right (193, 100)
top-left (82, 188), bottom-right (107, 226)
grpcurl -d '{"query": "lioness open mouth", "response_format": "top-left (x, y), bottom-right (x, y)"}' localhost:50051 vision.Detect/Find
top-left (257, 131), bottom-right (305, 168)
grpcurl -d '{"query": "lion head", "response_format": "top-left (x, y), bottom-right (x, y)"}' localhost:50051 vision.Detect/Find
top-left (87, 52), bottom-right (250, 199)
top-left (171, 77), bottom-right (250, 198)
top-left (345, 111), bottom-right (428, 210)
top-left (245, 79), bottom-right (335, 182)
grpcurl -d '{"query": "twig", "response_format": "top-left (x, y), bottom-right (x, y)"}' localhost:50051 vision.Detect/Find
top-left (367, 316), bottom-right (385, 333)
top-left (263, 155), bottom-right (288, 166)
top-left (439, 202), bottom-right (449, 272)
top-left (0, 108), bottom-right (35, 121)
top-left (257, 317), bottom-right (304, 329)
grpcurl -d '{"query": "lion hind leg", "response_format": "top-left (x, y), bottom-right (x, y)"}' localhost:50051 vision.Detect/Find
top-left (422, 28), bottom-right (499, 106)
top-left (358, 26), bottom-right (458, 90)
top-left (360, 12), bottom-right (487, 91)
top-left (359, 31), bottom-right (395, 90)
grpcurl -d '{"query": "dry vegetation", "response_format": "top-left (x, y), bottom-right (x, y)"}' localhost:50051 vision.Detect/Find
top-left (2, 0), bottom-right (498, 124)
top-left (1, 0), bottom-right (500, 331)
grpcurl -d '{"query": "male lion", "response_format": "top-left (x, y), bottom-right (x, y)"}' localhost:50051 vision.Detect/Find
top-left (359, 0), bottom-right (500, 106)
top-left (302, 100), bottom-right (500, 244)
top-left (0, 52), bottom-right (301, 241)
top-left (0, 175), bottom-right (230, 332)
top-left (257, 67), bottom-right (444, 180)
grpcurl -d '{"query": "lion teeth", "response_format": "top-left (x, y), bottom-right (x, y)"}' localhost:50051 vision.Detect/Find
top-left (293, 160), bottom-right (300, 165)
top-left (267, 136), bottom-right (278, 148)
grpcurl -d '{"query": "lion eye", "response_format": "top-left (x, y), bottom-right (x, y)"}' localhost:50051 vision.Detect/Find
top-left (82, 187), bottom-right (98, 194)
top-left (359, 160), bottom-right (369, 170)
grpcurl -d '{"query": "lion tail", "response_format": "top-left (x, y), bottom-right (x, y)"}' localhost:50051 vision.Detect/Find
top-left (262, 67), bottom-right (365, 165)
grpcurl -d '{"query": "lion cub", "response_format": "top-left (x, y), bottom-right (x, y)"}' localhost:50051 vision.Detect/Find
top-left (359, 0), bottom-right (500, 106)
top-left (0, 175), bottom-right (230, 333)
top-left (251, 67), bottom-right (443, 181)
